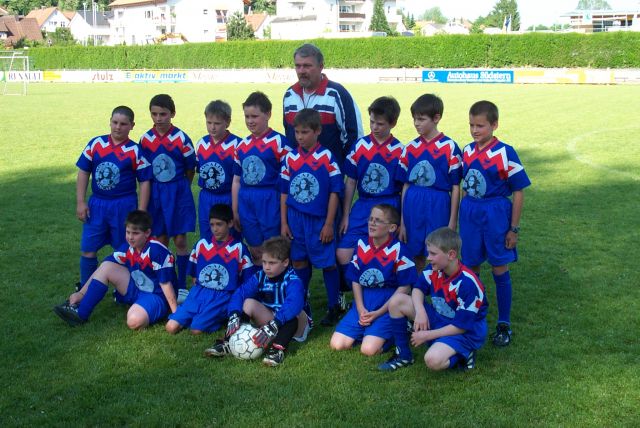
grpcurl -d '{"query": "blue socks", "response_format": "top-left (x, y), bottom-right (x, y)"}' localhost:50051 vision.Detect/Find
top-left (322, 267), bottom-right (340, 308)
top-left (176, 254), bottom-right (189, 291)
top-left (390, 316), bottom-right (412, 360)
top-left (493, 270), bottom-right (513, 325)
top-left (338, 263), bottom-right (352, 292)
top-left (77, 278), bottom-right (108, 320)
top-left (294, 265), bottom-right (313, 319)
top-left (79, 255), bottom-right (98, 285)
top-left (448, 354), bottom-right (461, 369)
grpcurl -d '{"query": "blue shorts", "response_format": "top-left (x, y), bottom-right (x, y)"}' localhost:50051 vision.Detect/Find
top-left (148, 177), bottom-right (196, 237)
top-left (335, 287), bottom-right (396, 341)
top-left (116, 279), bottom-right (169, 325)
top-left (459, 196), bottom-right (517, 267)
top-left (288, 207), bottom-right (336, 268)
top-left (402, 186), bottom-right (451, 257)
top-left (81, 194), bottom-right (137, 253)
top-left (338, 195), bottom-right (399, 250)
top-left (168, 285), bottom-right (231, 333)
top-left (197, 189), bottom-right (241, 241)
top-left (423, 304), bottom-right (487, 360)
top-left (238, 186), bottom-right (280, 247)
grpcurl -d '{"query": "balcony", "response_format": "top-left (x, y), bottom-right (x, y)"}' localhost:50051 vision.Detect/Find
top-left (339, 12), bottom-right (365, 20)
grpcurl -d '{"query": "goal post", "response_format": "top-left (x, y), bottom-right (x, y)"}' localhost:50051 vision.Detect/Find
top-left (1, 51), bottom-right (29, 96)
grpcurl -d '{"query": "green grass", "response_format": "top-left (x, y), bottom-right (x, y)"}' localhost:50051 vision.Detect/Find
top-left (1, 83), bottom-right (639, 427)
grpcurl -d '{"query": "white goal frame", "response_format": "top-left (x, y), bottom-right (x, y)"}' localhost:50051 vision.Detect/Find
top-left (1, 51), bottom-right (29, 96)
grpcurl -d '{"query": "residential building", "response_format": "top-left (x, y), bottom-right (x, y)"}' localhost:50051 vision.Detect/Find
top-left (0, 15), bottom-right (44, 47)
top-left (561, 9), bottom-right (640, 32)
top-left (245, 12), bottom-right (271, 39)
top-left (25, 7), bottom-right (72, 33)
top-left (70, 7), bottom-right (114, 46)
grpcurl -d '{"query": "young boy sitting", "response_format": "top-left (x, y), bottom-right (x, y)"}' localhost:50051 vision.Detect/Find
top-left (165, 204), bottom-right (253, 335)
top-left (54, 210), bottom-right (177, 330)
top-left (378, 227), bottom-right (488, 371)
top-left (330, 205), bottom-right (417, 356)
top-left (280, 109), bottom-right (344, 326)
top-left (205, 236), bottom-right (307, 367)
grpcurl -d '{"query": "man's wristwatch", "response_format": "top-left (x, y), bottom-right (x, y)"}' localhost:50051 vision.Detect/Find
top-left (510, 226), bottom-right (520, 233)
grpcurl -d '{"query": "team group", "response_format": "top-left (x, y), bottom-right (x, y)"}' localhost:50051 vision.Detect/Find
top-left (53, 43), bottom-right (531, 370)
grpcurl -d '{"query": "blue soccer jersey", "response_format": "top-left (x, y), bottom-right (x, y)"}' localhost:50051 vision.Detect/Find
top-left (280, 142), bottom-right (344, 217)
top-left (343, 134), bottom-right (403, 199)
top-left (462, 137), bottom-right (531, 199)
top-left (139, 125), bottom-right (196, 183)
top-left (76, 135), bottom-right (151, 199)
top-left (415, 263), bottom-right (488, 336)
top-left (346, 236), bottom-right (417, 289)
top-left (397, 133), bottom-right (463, 191)
top-left (233, 128), bottom-right (293, 188)
top-left (105, 238), bottom-right (176, 296)
top-left (195, 132), bottom-right (240, 194)
top-left (188, 236), bottom-right (253, 291)
top-left (228, 266), bottom-right (304, 325)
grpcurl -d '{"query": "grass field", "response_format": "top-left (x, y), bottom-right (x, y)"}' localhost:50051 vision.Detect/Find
top-left (1, 82), bottom-right (639, 427)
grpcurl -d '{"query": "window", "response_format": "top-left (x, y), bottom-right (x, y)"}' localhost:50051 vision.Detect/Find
top-left (145, 10), bottom-right (152, 18)
top-left (216, 10), bottom-right (226, 23)
top-left (203, 9), bottom-right (208, 14)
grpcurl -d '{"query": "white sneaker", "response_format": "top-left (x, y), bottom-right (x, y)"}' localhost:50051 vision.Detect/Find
top-left (293, 316), bottom-right (312, 343)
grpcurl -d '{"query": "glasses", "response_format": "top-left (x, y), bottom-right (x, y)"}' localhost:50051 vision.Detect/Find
top-left (368, 217), bottom-right (391, 225)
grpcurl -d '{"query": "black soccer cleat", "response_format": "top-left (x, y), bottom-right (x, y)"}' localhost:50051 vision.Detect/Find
top-left (378, 350), bottom-right (414, 372)
top-left (262, 345), bottom-right (285, 367)
top-left (492, 322), bottom-right (512, 347)
top-left (204, 339), bottom-right (230, 358)
top-left (320, 305), bottom-right (344, 326)
top-left (53, 301), bottom-right (86, 327)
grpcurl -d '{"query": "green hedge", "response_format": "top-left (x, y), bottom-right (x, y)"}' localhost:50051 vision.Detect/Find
top-left (27, 32), bottom-right (640, 70)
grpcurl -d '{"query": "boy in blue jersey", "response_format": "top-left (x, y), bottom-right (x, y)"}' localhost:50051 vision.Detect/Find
top-left (75, 106), bottom-right (151, 289)
top-left (280, 109), bottom-right (344, 326)
top-left (54, 210), bottom-right (177, 329)
top-left (139, 94), bottom-right (196, 298)
top-left (397, 94), bottom-right (463, 273)
top-left (460, 101), bottom-right (531, 347)
top-left (195, 100), bottom-right (242, 241)
top-left (336, 97), bottom-right (404, 304)
top-left (205, 236), bottom-right (307, 367)
top-left (330, 205), bottom-right (417, 356)
top-left (165, 204), bottom-right (253, 335)
top-left (379, 227), bottom-right (488, 371)
top-left (232, 92), bottom-right (294, 265)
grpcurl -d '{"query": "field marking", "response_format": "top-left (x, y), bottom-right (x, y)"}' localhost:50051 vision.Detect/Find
top-left (566, 127), bottom-right (640, 182)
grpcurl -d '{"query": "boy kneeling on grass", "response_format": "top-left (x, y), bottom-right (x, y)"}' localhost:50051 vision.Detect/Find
top-left (53, 210), bottom-right (177, 330)
top-left (379, 227), bottom-right (488, 372)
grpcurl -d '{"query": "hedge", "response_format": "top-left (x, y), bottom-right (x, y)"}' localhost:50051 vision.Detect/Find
top-left (26, 32), bottom-right (640, 70)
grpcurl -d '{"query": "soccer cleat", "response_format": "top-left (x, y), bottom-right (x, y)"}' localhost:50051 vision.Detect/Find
top-left (378, 353), bottom-right (414, 372)
top-left (177, 288), bottom-right (189, 305)
top-left (293, 317), bottom-right (312, 343)
top-left (460, 351), bottom-right (476, 371)
top-left (53, 301), bottom-right (86, 327)
top-left (492, 322), bottom-right (513, 347)
top-left (320, 305), bottom-right (343, 327)
top-left (262, 345), bottom-right (285, 367)
top-left (203, 339), bottom-right (230, 358)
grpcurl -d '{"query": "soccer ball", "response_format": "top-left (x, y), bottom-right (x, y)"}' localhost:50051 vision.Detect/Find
top-left (229, 323), bottom-right (264, 360)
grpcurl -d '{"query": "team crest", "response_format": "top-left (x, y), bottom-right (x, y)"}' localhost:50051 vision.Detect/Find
top-left (409, 160), bottom-right (435, 187)
top-left (361, 163), bottom-right (389, 194)
top-left (242, 155), bottom-right (266, 185)
top-left (131, 270), bottom-right (154, 292)
top-left (291, 173), bottom-right (320, 204)
top-left (359, 268), bottom-right (385, 288)
top-left (152, 153), bottom-right (176, 182)
top-left (95, 161), bottom-right (120, 190)
top-left (200, 161), bottom-right (225, 190)
top-left (463, 169), bottom-right (486, 198)
top-left (199, 263), bottom-right (230, 290)
top-left (431, 296), bottom-right (455, 319)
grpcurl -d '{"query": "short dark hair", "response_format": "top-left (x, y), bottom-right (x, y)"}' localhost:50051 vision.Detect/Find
top-left (204, 100), bottom-right (232, 122)
top-left (469, 100), bottom-right (499, 124)
top-left (209, 204), bottom-right (233, 223)
top-left (293, 43), bottom-right (324, 66)
top-left (411, 94), bottom-right (444, 119)
top-left (149, 94), bottom-right (176, 113)
top-left (372, 203), bottom-right (400, 226)
top-left (262, 236), bottom-right (291, 261)
top-left (111, 105), bottom-right (134, 123)
top-left (293, 108), bottom-right (321, 131)
top-left (125, 210), bottom-right (152, 231)
top-left (368, 96), bottom-right (401, 125)
top-left (242, 91), bottom-right (272, 114)
top-left (426, 227), bottom-right (461, 254)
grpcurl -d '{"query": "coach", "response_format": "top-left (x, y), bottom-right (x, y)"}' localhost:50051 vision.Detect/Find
top-left (283, 43), bottom-right (363, 163)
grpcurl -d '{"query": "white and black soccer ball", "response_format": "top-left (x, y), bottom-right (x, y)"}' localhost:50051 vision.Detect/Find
top-left (229, 323), bottom-right (264, 361)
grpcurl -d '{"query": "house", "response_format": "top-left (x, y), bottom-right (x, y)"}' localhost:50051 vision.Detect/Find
top-left (25, 6), bottom-right (72, 33)
top-left (108, 0), bottom-right (244, 45)
top-left (0, 6), bottom-right (10, 16)
top-left (271, 0), bottom-right (405, 40)
top-left (561, 9), bottom-right (640, 32)
top-left (245, 12), bottom-right (270, 39)
top-left (0, 15), bottom-right (44, 47)
top-left (69, 7), bottom-right (114, 45)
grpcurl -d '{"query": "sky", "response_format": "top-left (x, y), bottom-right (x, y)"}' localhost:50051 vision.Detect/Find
top-left (402, 0), bottom-right (640, 28)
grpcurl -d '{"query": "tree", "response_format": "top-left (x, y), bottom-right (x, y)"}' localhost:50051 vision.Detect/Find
top-left (48, 26), bottom-right (75, 45)
top-left (249, 0), bottom-right (275, 14)
top-left (226, 11), bottom-right (254, 41)
top-left (369, 0), bottom-right (392, 34)
top-left (421, 6), bottom-right (448, 24)
top-left (481, 0), bottom-right (520, 31)
top-left (576, 0), bottom-right (612, 9)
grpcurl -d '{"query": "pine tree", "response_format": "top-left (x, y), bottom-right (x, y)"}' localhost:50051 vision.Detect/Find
top-left (227, 11), bottom-right (254, 41)
top-left (369, 0), bottom-right (392, 34)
